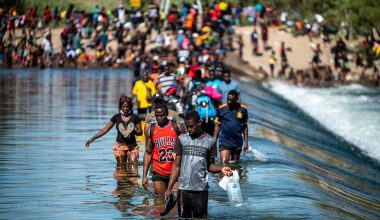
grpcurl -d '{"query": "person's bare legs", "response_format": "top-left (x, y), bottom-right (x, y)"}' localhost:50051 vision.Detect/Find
top-left (231, 149), bottom-right (242, 161)
top-left (114, 150), bottom-right (127, 165)
top-left (126, 150), bottom-right (139, 177)
top-left (220, 149), bottom-right (231, 164)
top-left (127, 150), bottom-right (139, 163)
top-left (154, 181), bottom-right (178, 194)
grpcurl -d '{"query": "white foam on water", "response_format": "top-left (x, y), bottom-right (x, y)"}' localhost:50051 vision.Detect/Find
top-left (268, 80), bottom-right (380, 162)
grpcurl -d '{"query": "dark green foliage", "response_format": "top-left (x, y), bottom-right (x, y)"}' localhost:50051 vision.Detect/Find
top-left (343, 0), bottom-right (380, 35)
top-left (247, 0), bottom-right (379, 35)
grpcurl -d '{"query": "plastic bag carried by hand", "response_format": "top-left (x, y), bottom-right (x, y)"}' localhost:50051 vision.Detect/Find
top-left (219, 170), bottom-right (243, 207)
top-left (219, 170), bottom-right (240, 191)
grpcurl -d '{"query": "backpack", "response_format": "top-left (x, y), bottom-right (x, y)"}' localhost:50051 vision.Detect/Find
top-left (195, 94), bottom-right (217, 123)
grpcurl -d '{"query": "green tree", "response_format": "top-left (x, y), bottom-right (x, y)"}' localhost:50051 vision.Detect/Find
top-left (343, 0), bottom-right (380, 35)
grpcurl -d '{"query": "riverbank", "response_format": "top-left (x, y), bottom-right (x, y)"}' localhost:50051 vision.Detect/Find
top-left (2, 24), bottom-right (379, 87)
top-left (226, 26), bottom-right (379, 88)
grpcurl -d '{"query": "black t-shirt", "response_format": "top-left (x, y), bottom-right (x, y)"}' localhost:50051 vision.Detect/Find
top-left (111, 113), bottom-right (141, 146)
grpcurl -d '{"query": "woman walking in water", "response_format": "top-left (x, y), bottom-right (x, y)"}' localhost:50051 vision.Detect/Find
top-left (86, 95), bottom-right (143, 165)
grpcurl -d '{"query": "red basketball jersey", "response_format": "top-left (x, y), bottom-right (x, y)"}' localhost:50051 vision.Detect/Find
top-left (151, 121), bottom-right (178, 177)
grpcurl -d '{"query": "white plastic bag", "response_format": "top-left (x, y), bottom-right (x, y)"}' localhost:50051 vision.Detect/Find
top-left (219, 176), bottom-right (229, 191)
top-left (245, 147), bottom-right (267, 161)
top-left (251, 148), bottom-right (267, 161)
top-left (227, 179), bottom-right (243, 207)
top-left (219, 170), bottom-right (243, 207)
top-left (231, 170), bottom-right (240, 182)
top-left (219, 170), bottom-right (240, 191)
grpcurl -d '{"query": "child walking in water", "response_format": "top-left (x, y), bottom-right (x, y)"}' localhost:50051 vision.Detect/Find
top-left (85, 95), bottom-right (142, 165)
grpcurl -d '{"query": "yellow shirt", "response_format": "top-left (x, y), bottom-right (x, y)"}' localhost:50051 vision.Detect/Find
top-left (196, 36), bottom-right (203, 46)
top-left (95, 50), bottom-right (104, 58)
top-left (269, 55), bottom-right (276, 65)
top-left (133, 80), bottom-right (156, 109)
top-left (219, 2), bottom-right (228, 11)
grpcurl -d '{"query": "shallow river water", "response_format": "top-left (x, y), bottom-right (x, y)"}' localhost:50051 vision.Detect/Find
top-left (0, 69), bottom-right (379, 219)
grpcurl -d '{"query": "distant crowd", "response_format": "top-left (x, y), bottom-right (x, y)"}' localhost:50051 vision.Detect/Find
top-left (0, 2), bottom-right (249, 69)
top-left (0, 1), bottom-right (379, 86)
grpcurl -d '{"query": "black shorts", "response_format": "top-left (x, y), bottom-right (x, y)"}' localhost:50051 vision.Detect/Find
top-left (151, 171), bottom-right (169, 184)
top-left (137, 107), bottom-right (150, 115)
top-left (219, 145), bottom-right (242, 153)
top-left (177, 189), bottom-right (208, 219)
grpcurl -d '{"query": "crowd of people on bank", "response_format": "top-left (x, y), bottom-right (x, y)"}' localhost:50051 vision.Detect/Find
top-left (1, 1), bottom-right (379, 87)
top-left (0, 1), bottom-right (247, 69)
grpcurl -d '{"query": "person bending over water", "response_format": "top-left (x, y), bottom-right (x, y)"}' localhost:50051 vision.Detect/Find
top-left (85, 95), bottom-right (142, 165)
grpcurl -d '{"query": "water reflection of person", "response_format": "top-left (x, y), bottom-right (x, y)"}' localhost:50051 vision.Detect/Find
top-left (85, 95), bottom-right (143, 165)
top-left (112, 164), bottom-right (140, 213)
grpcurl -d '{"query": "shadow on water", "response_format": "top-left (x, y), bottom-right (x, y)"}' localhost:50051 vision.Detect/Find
top-left (0, 69), bottom-right (379, 219)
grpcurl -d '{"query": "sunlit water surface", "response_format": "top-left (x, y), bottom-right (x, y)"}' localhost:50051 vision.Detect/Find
top-left (0, 69), bottom-right (379, 219)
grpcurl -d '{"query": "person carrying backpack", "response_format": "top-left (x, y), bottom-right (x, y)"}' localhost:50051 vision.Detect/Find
top-left (142, 102), bottom-right (184, 200)
top-left (184, 69), bottom-right (204, 111)
top-left (195, 92), bottom-right (217, 136)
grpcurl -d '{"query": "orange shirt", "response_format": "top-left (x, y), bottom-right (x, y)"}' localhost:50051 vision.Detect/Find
top-left (186, 13), bottom-right (194, 29)
top-left (296, 21), bottom-right (302, 31)
top-left (151, 72), bottom-right (159, 85)
top-left (151, 121), bottom-right (178, 177)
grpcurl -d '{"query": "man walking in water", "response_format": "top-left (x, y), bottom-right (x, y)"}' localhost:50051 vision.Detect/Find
top-left (142, 103), bottom-right (184, 196)
top-left (132, 71), bottom-right (156, 117)
top-left (145, 92), bottom-right (180, 125)
top-left (214, 90), bottom-right (249, 163)
top-left (220, 69), bottom-right (240, 103)
top-left (165, 110), bottom-right (232, 219)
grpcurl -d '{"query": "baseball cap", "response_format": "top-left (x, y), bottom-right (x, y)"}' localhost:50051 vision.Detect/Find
top-left (152, 93), bottom-right (164, 102)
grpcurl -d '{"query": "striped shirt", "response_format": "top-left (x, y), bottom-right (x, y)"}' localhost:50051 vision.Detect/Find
top-left (158, 73), bottom-right (177, 94)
